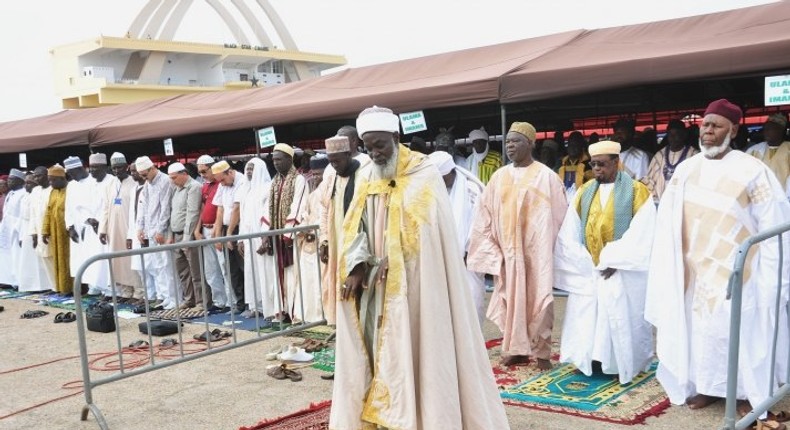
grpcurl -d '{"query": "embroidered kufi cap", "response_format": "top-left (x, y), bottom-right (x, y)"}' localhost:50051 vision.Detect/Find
top-left (588, 140), bottom-right (622, 157)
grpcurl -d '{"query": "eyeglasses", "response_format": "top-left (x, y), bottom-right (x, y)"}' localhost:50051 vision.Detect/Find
top-left (589, 160), bottom-right (613, 168)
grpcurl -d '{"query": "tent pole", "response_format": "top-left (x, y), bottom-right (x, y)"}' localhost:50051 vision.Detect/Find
top-left (500, 104), bottom-right (507, 165)
top-left (253, 128), bottom-right (260, 158)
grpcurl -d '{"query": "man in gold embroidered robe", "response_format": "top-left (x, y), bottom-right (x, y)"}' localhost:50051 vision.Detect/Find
top-left (467, 121), bottom-right (567, 369)
top-left (330, 106), bottom-right (509, 430)
top-left (42, 165), bottom-right (73, 294)
top-left (555, 140), bottom-right (656, 384)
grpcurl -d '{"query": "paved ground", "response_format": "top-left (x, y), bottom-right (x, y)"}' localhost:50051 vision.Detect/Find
top-left (0, 294), bottom-right (786, 429)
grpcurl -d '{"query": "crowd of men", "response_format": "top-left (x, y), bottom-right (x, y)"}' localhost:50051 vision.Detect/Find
top-left (0, 99), bottom-right (788, 429)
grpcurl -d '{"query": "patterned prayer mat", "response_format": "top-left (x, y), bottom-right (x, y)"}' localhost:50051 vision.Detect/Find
top-left (240, 400), bottom-right (330, 430)
top-left (148, 307), bottom-right (206, 320)
top-left (0, 290), bottom-right (34, 299)
top-left (11, 292), bottom-right (137, 312)
top-left (487, 338), bottom-right (670, 425)
top-left (311, 347), bottom-right (335, 373)
top-left (259, 323), bottom-right (335, 341)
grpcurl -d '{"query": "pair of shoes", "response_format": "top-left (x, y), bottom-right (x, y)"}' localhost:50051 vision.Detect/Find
top-left (320, 373), bottom-right (334, 380)
top-left (193, 328), bottom-right (232, 342)
top-left (20, 310), bottom-right (49, 319)
top-left (54, 312), bottom-right (76, 323)
top-left (277, 346), bottom-right (314, 362)
top-left (298, 338), bottom-right (327, 353)
top-left (266, 364), bottom-right (303, 382)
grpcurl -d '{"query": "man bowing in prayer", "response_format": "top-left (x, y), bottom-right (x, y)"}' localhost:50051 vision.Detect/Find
top-left (330, 106), bottom-right (509, 430)
top-left (428, 150), bottom-right (487, 326)
top-left (645, 99), bottom-right (790, 428)
top-left (468, 121), bottom-right (567, 369)
top-left (554, 140), bottom-right (656, 384)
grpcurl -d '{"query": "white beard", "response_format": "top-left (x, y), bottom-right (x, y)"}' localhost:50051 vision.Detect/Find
top-left (699, 134), bottom-right (731, 159)
top-left (371, 146), bottom-right (398, 180)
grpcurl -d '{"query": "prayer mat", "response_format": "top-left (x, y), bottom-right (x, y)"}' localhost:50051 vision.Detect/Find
top-left (240, 400), bottom-right (330, 430)
top-left (184, 312), bottom-right (271, 332)
top-left (149, 307), bottom-right (206, 320)
top-left (259, 323), bottom-right (334, 340)
top-left (311, 347), bottom-right (335, 373)
top-left (14, 292), bottom-right (136, 312)
top-left (486, 338), bottom-right (670, 425)
top-left (0, 290), bottom-right (34, 299)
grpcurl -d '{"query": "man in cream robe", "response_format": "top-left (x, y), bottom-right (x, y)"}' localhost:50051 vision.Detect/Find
top-left (747, 113), bottom-right (790, 200)
top-left (646, 99), bottom-right (790, 422)
top-left (555, 140), bottom-right (656, 384)
top-left (99, 153), bottom-right (141, 300)
top-left (468, 121), bottom-right (567, 369)
top-left (28, 167), bottom-right (56, 291)
top-left (18, 173), bottom-right (51, 292)
top-left (429, 150), bottom-right (486, 325)
top-left (320, 135), bottom-right (368, 326)
top-left (331, 106), bottom-right (508, 430)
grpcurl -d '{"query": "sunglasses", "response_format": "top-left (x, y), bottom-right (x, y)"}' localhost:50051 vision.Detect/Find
top-left (589, 160), bottom-right (614, 168)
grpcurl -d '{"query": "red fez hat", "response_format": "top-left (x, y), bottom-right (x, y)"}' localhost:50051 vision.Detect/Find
top-left (704, 99), bottom-right (742, 125)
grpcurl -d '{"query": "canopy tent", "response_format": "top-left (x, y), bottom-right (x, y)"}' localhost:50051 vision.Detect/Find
top-left (1, 1), bottom-right (789, 156)
top-left (500, 0), bottom-right (790, 103)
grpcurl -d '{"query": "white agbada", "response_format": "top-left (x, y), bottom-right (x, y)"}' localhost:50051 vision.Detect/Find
top-left (83, 176), bottom-right (113, 291)
top-left (28, 185), bottom-right (56, 289)
top-left (292, 185), bottom-right (325, 323)
top-left (619, 146), bottom-right (650, 180)
top-left (554, 179), bottom-right (657, 384)
top-left (0, 188), bottom-right (24, 286)
top-left (645, 150), bottom-right (790, 408)
top-left (236, 158), bottom-right (274, 314)
top-left (17, 190), bottom-right (51, 291)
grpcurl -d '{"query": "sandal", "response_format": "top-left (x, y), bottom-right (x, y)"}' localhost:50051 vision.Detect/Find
top-left (266, 365), bottom-right (287, 380)
top-left (62, 312), bottom-right (76, 323)
top-left (20, 310), bottom-right (49, 319)
top-left (54, 312), bottom-right (65, 323)
top-left (283, 368), bottom-right (303, 382)
top-left (754, 419), bottom-right (787, 430)
top-left (128, 340), bottom-right (150, 348)
top-left (160, 338), bottom-right (178, 347)
top-left (770, 412), bottom-right (790, 423)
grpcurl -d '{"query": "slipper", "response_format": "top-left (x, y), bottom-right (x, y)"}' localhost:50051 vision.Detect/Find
top-left (277, 346), bottom-right (314, 362)
top-left (0, 305), bottom-right (4, 312)
top-left (128, 340), bottom-right (149, 348)
top-left (283, 368), bottom-right (303, 382)
top-left (20, 310), bottom-right (49, 319)
top-left (160, 338), bottom-right (178, 347)
top-left (266, 365), bottom-right (287, 380)
top-left (54, 312), bottom-right (65, 323)
top-left (306, 340), bottom-right (327, 353)
top-left (754, 419), bottom-right (787, 430)
top-left (62, 312), bottom-right (76, 323)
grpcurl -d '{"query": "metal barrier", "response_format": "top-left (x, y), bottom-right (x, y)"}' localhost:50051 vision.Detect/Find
top-left (722, 221), bottom-right (790, 430)
top-left (72, 224), bottom-right (325, 429)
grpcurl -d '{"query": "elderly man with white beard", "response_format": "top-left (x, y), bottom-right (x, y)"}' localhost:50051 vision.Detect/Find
top-left (330, 106), bottom-right (508, 430)
top-left (646, 99), bottom-right (790, 429)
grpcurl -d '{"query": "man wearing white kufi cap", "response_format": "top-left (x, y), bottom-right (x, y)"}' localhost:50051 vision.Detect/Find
top-left (98, 152), bottom-right (142, 301)
top-left (259, 144), bottom-right (307, 321)
top-left (466, 127), bottom-right (502, 185)
top-left (746, 112), bottom-right (790, 199)
top-left (0, 168), bottom-right (26, 287)
top-left (62, 155), bottom-right (100, 293)
top-left (136, 156), bottom-right (178, 309)
top-left (330, 107), bottom-right (509, 430)
top-left (554, 140), bottom-right (656, 384)
top-left (192, 154), bottom-right (229, 312)
top-left (428, 151), bottom-right (487, 326)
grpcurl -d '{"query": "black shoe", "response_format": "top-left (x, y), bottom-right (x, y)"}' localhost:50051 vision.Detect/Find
top-left (320, 373), bottom-right (334, 380)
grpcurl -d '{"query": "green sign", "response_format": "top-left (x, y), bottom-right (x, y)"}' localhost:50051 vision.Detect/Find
top-left (765, 75), bottom-right (790, 106)
top-left (399, 110), bottom-right (427, 134)
top-left (257, 126), bottom-right (277, 148)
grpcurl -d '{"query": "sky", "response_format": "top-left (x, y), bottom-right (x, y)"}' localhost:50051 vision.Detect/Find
top-left (0, 0), bottom-right (776, 123)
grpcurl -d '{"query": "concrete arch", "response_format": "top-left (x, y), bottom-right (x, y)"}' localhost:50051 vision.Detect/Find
top-left (204, 0), bottom-right (251, 45)
top-left (142, 0), bottom-right (179, 39)
top-left (159, 0), bottom-right (195, 40)
top-left (254, 0), bottom-right (298, 50)
top-left (230, 0), bottom-right (274, 47)
top-left (128, 0), bottom-right (164, 38)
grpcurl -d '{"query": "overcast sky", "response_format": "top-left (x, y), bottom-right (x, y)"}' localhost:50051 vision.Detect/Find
top-left (0, 0), bottom-right (775, 123)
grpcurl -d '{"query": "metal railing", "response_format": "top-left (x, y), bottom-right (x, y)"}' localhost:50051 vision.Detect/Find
top-left (72, 224), bottom-right (325, 429)
top-left (722, 221), bottom-right (790, 430)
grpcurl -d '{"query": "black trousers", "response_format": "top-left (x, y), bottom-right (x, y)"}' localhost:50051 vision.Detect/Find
top-left (222, 226), bottom-right (245, 309)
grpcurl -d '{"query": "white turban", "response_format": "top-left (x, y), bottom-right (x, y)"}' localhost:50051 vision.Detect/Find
top-left (135, 156), bottom-right (154, 171)
top-left (167, 162), bottom-right (186, 174)
top-left (356, 106), bottom-right (400, 137)
top-left (468, 128), bottom-right (489, 141)
top-left (110, 152), bottom-right (127, 166)
top-left (273, 143), bottom-right (295, 158)
top-left (428, 151), bottom-right (456, 176)
top-left (196, 155), bottom-right (215, 165)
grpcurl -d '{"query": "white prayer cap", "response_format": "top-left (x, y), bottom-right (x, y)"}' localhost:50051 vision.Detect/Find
top-left (273, 143), bottom-right (295, 158)
top-left (356, 106), bottom-right (400, 137)
top-left (588, 140), bottom-right (621, 157)
top-left (9, 168), bottom-right (26, 180)
top-left (167, 162), bottom-right (186, 174)
top-left (135, 156), bottom-right (154, 171)
top-left (110, 152), bottom-right (127, 166)
top-left (63, 156), bottom-right (83, 170)
top-left (325, 135), bottom-right (351, 154)
top-left (468, 127), bottom-right (489, 141)
top-left (196, 155), bottom-right (215, 165)
top-left (89, 153), bottom-right (108, 165)
top-left (428, 151), bottom-right (456, 176)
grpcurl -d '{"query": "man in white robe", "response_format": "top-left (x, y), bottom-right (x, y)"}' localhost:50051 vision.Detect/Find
top-left (83, 153), bottom-right (113, 297)
top-left (237, 157), bottom-right (272, 317)
top-left (99, 153), bottom-right (142, 301)
top-left (613, 118), bottom-right (650, 180)
top-left (17, 173), bottom-right (51, 292)
top-left (428, 150), bottom-right (486, 326)
top-left (646, 99), bottom-right (790, 427)
top-left (0, 169), bottom-right (26, 287)
top-left (331, 106), bottom-right (509, 430)
top-left (126, 163), bottom-right (152, 301)
top-left (63, 156), bottom-right (98, 292)
top-left (747, 113), bottom-right (790, 200)
top-left (555, 140), bottom-right (656, 384)
top-left (28, 166), bottom-right (56, 291)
